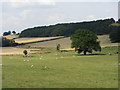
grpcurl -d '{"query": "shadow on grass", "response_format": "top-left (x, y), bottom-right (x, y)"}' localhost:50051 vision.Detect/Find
top-left (76, 53), bottom-right (106, 56)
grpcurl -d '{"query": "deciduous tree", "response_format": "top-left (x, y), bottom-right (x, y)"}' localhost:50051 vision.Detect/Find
top-left (70, 29), bottom-right (101, 55)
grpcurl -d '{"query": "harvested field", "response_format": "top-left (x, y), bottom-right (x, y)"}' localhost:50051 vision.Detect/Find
top-left (3, 35), bottom-right (19, 39)
top-left (15, 36), bottom-right (64, 43)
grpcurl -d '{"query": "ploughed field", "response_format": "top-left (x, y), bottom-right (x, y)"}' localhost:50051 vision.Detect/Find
top-left (2, 46), bottom-right (119, 88)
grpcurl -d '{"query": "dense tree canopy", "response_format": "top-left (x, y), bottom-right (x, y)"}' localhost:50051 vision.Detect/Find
top-left (12, 31), bottom-right (16, 34)
top-left (0, 37), bottom-right (18, 47)
top-left (109, 26), bottom-right (120, 42)
top-left (19, 18), bottom-right (115, 37)
top-left (70, 29), bottom-right (101, 55)
top-left (3, 31), bottom-right (11, 36)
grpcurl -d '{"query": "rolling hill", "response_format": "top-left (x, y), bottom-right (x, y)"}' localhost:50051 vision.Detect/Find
top-left (25, 35), bottom-right (118, 49)
top-left (1, 34), bottom-right (118, 55)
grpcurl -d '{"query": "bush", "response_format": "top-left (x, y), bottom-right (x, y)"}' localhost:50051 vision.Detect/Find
top-left (109, 26), bottom-right (120, 42)
top-left (23, 50), bottom-right (28, 56)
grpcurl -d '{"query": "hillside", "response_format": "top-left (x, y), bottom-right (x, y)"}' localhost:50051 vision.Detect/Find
top-left (23, 35), bottom-right (118, 49)
top-left (19, 18), bottom-right (115, 37)
top-left (1, 35), bottom-right (118, 55)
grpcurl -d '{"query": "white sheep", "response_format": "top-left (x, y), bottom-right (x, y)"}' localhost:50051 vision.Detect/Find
top-left (31, 65), bottom-right (34, 68)
top-left (109, 53), bottom-right (112, 55)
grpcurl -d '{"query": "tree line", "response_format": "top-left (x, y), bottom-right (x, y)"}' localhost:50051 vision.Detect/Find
top-left (109, 24), bottom-right (120, 42)
top-left (3, 31), bottom-right (20, 36)
top-left (19, 18), bottom-right (115, 37)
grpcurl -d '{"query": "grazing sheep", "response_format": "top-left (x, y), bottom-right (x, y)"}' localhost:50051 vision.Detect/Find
top-left (23, 60), bottom-right (26, 61)
top-left (108, 53), bottom-right (112, 55)
top-left (31, 65), bottom-right (34, 68)
top-left (40, 58), bottom-right (42, 60)
top-left (42, 66), bottom-right (49, 70)
top-left (44, 66), bottom-right (47, 69)
top-left (27, 60), bottom-right (29, 61)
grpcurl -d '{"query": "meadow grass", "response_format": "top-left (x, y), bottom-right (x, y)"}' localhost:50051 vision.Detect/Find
top-left (2, 46), bottom-right (119, 88)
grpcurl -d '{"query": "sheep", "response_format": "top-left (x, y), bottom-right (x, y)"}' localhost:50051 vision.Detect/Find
top-left (31, 65), bottom-right (34, 68)
top-left (42, 65), bottom-right (50, 70)
top-left (108, 53), bottom-right (112, 55)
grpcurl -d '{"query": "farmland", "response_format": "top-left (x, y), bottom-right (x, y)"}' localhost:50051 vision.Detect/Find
top-left (1, 35), bottom-right (118, 55)
top-left (2, 46), bottom-right (119, 88)
top-left (25, 35), bottom-right (118, 49)
top-left (1, 35), bottom-right (119, 88)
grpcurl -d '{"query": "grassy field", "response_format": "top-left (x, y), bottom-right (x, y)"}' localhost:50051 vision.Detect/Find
top-left (1, 35), bottom-right (119, 88)
top-left (2, 46), bottom-right (119, 88)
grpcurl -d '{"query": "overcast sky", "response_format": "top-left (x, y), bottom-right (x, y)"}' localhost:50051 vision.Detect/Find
top-left (0, 0), bottom-right (119, 36)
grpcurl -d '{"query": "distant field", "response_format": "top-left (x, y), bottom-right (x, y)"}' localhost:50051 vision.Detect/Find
top-left (26, 35), bottom-right (118, 49)
top-left (1, 35), bottom-right (118, 55)
top-left (15, 36), bottom-right (64, 43)
top-left (2, 46), bottom-right (118, 88)
top-left (1, 47), bottom-right (41, 55)
top-left (111, 23), bottom-right (120, 26)
top-left (3, 34), bottom-right (19, 39)
top-left (26, 37), bottom-right (72, 49)
top-left (97, 35), bottom-right (118, 47)
top-left (4, 35), bottom-right (118, 48)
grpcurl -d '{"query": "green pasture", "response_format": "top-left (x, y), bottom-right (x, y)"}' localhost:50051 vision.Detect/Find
top-left (2, 46), bottom-right (119, 88)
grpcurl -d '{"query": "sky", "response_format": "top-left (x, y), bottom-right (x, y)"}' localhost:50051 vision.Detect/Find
top-left (0, 0), bottom-right (119, 36)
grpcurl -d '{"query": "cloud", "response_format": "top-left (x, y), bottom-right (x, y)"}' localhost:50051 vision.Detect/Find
top-left (1, 0), bottom-right (56, 8)
top-left (85, 15), bottom-right (97, 20)
top-left (47, 13), bottom-right (65, 22)
top-left (3, 16), bottom-right (21, 25)
top-left (20, 10), bottom-right (32, 18)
